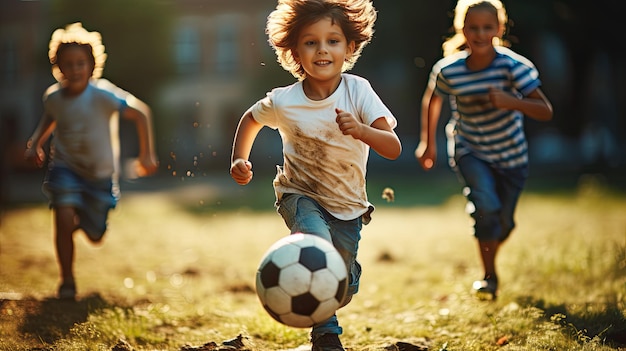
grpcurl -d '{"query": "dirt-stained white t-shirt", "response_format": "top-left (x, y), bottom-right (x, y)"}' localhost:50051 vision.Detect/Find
top-left (248, 74), bottom-right (396, 222)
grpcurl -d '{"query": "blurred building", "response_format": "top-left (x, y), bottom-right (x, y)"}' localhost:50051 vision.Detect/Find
top-left (1, 0), bottom-right (624, 201)
top-left (158, 0), bottom-right (282, 174)
top-left (0, 0), bottom-right (49, 172)
top-left (0, 0), bottom-right (288, 206)
top-left (0, 0), bottom-right (284, 176)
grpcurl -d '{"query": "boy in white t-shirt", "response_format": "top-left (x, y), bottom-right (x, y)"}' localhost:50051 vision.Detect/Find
top-left (229, 1), bottom-right (401, 350)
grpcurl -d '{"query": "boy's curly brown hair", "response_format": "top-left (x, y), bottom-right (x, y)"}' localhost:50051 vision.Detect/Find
top-left (266, 0), bottom-right (377, 80)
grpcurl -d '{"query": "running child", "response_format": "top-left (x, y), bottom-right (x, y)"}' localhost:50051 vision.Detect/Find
top-left (230, 1), bottom-right (401, 349)
top-left (25, 22), bottom-right (159, 300)
top-left (415, 0), bottom-right (553, 299)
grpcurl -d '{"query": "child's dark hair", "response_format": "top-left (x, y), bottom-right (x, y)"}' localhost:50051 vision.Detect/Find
top-left (266, 0), bottom-right (377, 80)
top-left (53, 42), bottom-right (96, 69)
top-left (48, 22), bottom-right (107, 81)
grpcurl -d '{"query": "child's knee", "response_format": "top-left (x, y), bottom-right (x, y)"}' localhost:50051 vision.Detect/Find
top-left (472, 211), bottom-right (501, 241)
top-left (339, 260), bottom-right (361, 308)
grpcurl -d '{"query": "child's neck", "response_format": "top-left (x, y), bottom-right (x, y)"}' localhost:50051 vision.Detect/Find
top-left (465, 48), bottom-right (497, 71)
top-left (302, 75), bottom-right (342, 101)
top-left (62, 81), bottom-right (89, 97)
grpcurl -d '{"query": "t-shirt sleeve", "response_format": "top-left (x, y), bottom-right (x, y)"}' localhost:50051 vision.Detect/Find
top-left (353, 78), bottom-right (397, 129)
top-left (100, 80), bottom-right (131, 114)
top-left (432, 59), bottom-right (450, 98)
top-left (118, 99), bottom-right (128, 114)
top-left (430, 53), bottom-right (465, 98)
top-left (42, 84), bottom-right (61, 118)
top-left (248, 91), bottom-right (278, 129)
top-left (512, 61), bottom-right (541, 97)
top-left (498, 47), bottom-right (542, 97)
top-left (102, 89), bottom-right (125, 113)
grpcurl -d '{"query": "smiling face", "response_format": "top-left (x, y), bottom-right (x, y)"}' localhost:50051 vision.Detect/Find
top-left (462, 6), bottom-right (501, 56)
top-left (293, 17), bottom-right (355, 85)
top-left (57, 44), bottom-right (94, 95)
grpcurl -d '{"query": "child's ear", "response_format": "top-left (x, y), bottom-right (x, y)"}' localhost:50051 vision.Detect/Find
top-left (346, 41), bottom-right (356, 58)
top-left (292, 48), bottom-right (300, 62)
top-left (497, 26), bottom-right (505, 40)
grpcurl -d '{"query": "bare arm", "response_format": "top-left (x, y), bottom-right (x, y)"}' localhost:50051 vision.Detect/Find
top-left (24, 113), bottom-right (56, 168)
top-left (415, 85), bottom-right (444, 170)
top-left (335, 108), bottom-right (402, 160)
top-left (489, 87), bottom-right (553, 121)
top-left (230, 111), bottom-right (264, 185)
top-left (121, 96), bottom-right (159, 176)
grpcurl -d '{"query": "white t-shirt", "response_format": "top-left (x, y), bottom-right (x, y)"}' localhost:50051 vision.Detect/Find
top-left (248, 73), bottom-right (397, 222)
top-left (43, 79), bottom-right (128, 180)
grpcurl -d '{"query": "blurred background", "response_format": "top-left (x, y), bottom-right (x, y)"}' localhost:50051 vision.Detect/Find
top-left (0, 0), bottom-right (624, 207)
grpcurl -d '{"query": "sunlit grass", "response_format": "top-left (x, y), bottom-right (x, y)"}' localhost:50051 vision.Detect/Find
top-left (0, 174), bottom-right (624, 350)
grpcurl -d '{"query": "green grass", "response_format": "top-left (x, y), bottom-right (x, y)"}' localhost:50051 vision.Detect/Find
top-left (0, 172), bottom-right (625, 350)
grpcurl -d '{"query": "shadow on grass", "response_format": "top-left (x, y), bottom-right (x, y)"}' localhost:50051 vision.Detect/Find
top-left (516, 295), bottom-right (626, 348)
top-left (14, 293), bottom-right (111, 345)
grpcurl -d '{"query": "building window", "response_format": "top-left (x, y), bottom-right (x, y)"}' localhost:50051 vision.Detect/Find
top-left (0, 39), bottom-right (18, 85)
top-left (174, 25), bottom-right (200, 76)
top-left (215, 15), bottom-right (240, 76)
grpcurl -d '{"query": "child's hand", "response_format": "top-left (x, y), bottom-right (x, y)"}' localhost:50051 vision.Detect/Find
top-left (230, 158), bottom-right (253, 185)
top-left (335, 108), bottom-right (363, 139)
top-left (24, 146), bottom-right (46, 168)
top-left (415, 141), bottom-right (436, 170)
top-left (135, 154), bottom-right (159, 177)
top-left (488, 87), bottom-right (516, 110)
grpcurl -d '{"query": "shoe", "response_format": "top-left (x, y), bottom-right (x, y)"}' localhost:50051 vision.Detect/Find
top-left (311, 333), bottom-right (344, 351)
top-left (58, 281), bottom-right (76, 300)
top-left (472, 278), bottom-right (498, 300)
top-left (84, 228), bottom-right (106, 243)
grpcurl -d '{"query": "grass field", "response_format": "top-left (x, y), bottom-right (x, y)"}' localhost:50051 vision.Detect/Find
top-left (1, 170), bottom-right (625, 350)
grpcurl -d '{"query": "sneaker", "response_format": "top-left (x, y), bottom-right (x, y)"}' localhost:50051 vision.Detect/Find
top-left (58, 281), bottom-right (76, 300)
top-left (472, 278), bottom-right (498, 300)
top-left (311, 333), bottom-right (344, 351)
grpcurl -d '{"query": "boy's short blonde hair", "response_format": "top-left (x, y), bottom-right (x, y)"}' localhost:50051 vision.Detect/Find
top-left (266, 0), bottom-right (377, 80)
top-left (48, 22), bottom-right (107, 81)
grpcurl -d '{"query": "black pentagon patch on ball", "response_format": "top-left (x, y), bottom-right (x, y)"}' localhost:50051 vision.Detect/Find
top-left (260, 261), bottom-right (280, 288)
top-left (292, 292), bottom-right (321, 315)
top-left (298, 246), bottom-right (327, 272)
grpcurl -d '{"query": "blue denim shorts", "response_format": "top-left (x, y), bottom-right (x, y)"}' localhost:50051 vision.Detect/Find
top-left (43, 165), bottom-right (119, 240)
top-left (276, 193), bottom-right (362, 336)
top-left (454, 154), bottom-right (528, 242)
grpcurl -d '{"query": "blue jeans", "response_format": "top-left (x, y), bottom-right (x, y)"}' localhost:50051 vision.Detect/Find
top-left (43, 165), bottom-right (118, 240)
top-left (277, 193), bottom-right (362, 337)
top-left (454, 154), bottom-right (528, 242)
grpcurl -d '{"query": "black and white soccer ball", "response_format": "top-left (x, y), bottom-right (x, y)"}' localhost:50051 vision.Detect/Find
top-left (255, 233), bottom-right (348, 328)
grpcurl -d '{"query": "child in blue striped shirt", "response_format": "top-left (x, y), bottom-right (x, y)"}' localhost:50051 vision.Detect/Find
top-left (415, 0), bottom-right (553, 299)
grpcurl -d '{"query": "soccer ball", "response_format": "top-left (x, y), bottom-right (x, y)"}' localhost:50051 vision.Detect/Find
top-left (255, 233), bottom-right (348, 328)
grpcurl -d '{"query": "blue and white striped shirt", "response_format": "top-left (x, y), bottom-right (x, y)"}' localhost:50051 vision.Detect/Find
top-left (431, 47), bottom-right (541, 168)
